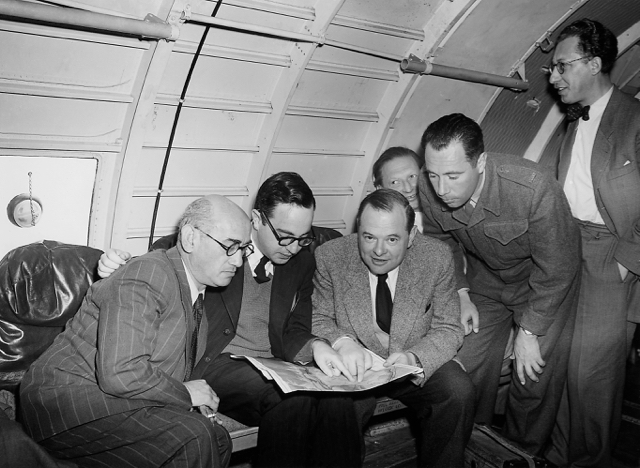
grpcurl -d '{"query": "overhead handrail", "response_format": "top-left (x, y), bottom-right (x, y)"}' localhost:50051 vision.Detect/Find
top-left (0, 0), bottom-right (179, 41)
top-left (401, 54), bottom-right (529, 91)
top-left (182, 7), bottom-right (324, 44)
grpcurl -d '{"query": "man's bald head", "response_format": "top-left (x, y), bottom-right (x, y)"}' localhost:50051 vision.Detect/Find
top-left (178, 195), bottom-right (252, 289)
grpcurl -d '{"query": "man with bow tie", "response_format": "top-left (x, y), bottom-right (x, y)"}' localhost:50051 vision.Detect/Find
top-left (97, 172), bottom-right (361, 468)
top-left (546, 18), bottom-right (640, 468)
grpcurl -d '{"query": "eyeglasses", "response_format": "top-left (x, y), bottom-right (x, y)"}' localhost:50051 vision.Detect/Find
top-left (259, 211), bottom-right (315, 247)
top-left (547, 56), bottom-right (591, 75)
top-left (194, 226), bottom-right (254, 257)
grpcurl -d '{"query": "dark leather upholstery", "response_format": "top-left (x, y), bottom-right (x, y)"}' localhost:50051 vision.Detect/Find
top-left (0, 240), bottom-right (103, 392)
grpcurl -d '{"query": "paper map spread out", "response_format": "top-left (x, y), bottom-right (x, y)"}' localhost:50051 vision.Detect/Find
top-left (233, 350), bottom-right (423, 393)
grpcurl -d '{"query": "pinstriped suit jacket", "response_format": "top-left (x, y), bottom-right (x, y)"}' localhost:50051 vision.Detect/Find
top-left (311, 234), bottom-right (463, 382)
top-left (20, 247), bottom-right (204, 441)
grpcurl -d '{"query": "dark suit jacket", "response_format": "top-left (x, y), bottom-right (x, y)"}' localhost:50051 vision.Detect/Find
top-left (192, 248), bottom-right (317, 378)
top-left (20, 247), bottom-right (200, 441)
top-left (418, 153), bottom-right (581, 336)
top-left (557, 87), bottom-right (640, 320)
top-left (310, 234), bottom-right (463, 382)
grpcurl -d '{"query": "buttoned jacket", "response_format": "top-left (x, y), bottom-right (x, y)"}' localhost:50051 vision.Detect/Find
top-left (20, 247), bottom-right (199, 441)
top-left (418, 153), bottom-right (581, 336)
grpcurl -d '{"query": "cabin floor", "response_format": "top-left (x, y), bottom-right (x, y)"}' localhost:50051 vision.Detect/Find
top-left (229, 344), bottom-right (640, 468)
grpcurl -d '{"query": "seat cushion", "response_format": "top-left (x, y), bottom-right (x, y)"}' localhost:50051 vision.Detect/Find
top-left (0, 241), bottom-right (103, 390)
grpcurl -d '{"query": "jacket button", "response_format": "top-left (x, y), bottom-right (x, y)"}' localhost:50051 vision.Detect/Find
top-left (223, 328), bottom-right (231, 335)
top-left (205, 357), bottom-right (211, 362)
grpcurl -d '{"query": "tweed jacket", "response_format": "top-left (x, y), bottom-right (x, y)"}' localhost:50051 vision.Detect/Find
top-left (418, 153), bottom-right (581, 336)
top-left (192, 248), bottom-right (316, 378)
top-left (311, 234), bottom-right (463, 382)
top-left (20, 247), bottom-right (201, 442)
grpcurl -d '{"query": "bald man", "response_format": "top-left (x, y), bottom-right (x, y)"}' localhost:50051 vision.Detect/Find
top-left (20, 195), bottom-right (251, 468)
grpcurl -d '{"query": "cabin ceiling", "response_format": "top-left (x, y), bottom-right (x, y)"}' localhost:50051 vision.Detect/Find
top-left (0, 0), bottom-right (638, 257)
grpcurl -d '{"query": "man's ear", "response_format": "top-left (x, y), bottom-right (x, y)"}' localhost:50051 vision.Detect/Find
top-left (590, 56), bottom-right (603, 75)
top-left (476, 152), bottom-right (487, 174)
top-left (251, 209), bottom-right (262, 230)
top-left (407, 224), bottom-right (418, 248)
top-left (179, 225), bottom-right (197, 253)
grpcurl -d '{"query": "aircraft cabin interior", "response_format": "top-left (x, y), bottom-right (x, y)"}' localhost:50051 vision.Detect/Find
top-left (1, 0), bottom-right (640, 467)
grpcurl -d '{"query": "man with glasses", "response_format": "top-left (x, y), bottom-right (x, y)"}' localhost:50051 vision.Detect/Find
top-left (21, 195), bottom-right (249, 468)
top-left (546, 19), bottom-right (640, 468)
top-left (98, 172), bottom-right (361, 468)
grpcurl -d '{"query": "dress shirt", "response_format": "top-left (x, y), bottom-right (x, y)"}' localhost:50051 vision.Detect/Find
top-left (182, 258), bottom-right (206, 305)
top-left (564, 86), bottom-right (613, 224)
top-left (368, 266), bottom-right (399, 349)
top-left (247, 236), bottom-right (274, 279)
top-left (414, 211), bottom-right (424, 233)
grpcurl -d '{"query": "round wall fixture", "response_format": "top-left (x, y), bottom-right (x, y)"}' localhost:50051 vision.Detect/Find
top-left (7, 193), bottom-right (43, 228)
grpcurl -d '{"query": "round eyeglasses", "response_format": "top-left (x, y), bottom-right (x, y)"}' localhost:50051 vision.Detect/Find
top-left (259, 211), bottom-right (315, 247)
top-left (546, 56), bottom-right (591, 75)
top-left (194, 226), bottom-right (254, 257)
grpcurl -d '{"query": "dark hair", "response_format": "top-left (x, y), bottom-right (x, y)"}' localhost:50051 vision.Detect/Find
top-left (372, 147), bottom-right (422, 187)
top-left (420, 113), bottom-right (484, 166)
top-left (254, 172), bottom-right (316, 219)
top-left (356, 188), bottom-right (415, 233)
top-left (558, 19), bottom-right (618, 75)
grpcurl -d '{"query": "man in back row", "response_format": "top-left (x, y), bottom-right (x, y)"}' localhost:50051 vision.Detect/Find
top-left (418, 113), bottom-right (581, 456)
top-left (99, 172), bottom-right (361, 468)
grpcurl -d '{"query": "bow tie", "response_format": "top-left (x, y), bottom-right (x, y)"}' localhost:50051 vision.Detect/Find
top-left (566, 103), bottom-right (590, 122)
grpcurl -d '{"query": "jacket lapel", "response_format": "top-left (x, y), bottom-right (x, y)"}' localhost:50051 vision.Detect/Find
top-left (389, 249), bottom-right (422, 352)
top-left (220, 262), bottom-right (245, 329)
top-left (166, 247), bottom-right (195, 379)
top-left (344, 249), bottom-right (382, 354)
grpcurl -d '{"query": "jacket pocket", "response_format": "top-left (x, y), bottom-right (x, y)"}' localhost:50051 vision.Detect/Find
top-left (483, 220), bottom-right (528, 246)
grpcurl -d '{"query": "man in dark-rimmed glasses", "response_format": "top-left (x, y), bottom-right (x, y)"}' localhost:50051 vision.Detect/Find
top-left (546, 18), bottom-right (640, 468)
top-left (97, 172), bottom-right (361, 468)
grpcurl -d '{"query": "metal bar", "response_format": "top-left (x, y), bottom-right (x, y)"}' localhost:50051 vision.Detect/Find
top-left (0, 0), bottom-right (178, 40)
top-left (185, 11), bottom-right (324, 44)
top-left (401, 54), bottom-right (529, 91)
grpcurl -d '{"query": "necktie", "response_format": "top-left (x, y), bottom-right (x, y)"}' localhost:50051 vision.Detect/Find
top-left (566, 103), bottom-right (590, 122)
top-left (189, 294), bottom-right (204, 373)
top-left (254, 255), bottom-right (271, 283)
top-left (376, 273), bottom-right (393, 334)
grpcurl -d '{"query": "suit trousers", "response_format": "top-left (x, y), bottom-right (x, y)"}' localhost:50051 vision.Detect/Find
top-left (456, 287), bottom-right (576, 456)
top-left (39, 406), bottom-right (232, 468)
top-left (203, 353), bottom-right (362, 468)
top-left (380, 360), bottom-right (475, 468)
top-left (547, 222), bottom-right (637, 468)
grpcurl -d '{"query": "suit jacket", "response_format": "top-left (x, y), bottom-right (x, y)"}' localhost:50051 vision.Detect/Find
top-left (192, 248), bottom-right (316, 378)
top-left (310, 234), bottom-right (463, 382)
top-left (418, 153), bottom-right (581, 336)
top-left (558, 88), bottom-right (640, 306)
top-left (20, 247), bottom-right (200, 441)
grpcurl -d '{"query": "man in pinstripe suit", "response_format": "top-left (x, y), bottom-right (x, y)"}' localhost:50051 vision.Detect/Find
top-left (20, 195), bottom-right (251, 468)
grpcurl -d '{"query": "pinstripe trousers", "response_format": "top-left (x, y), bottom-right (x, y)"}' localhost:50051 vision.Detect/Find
top-left (38, 406), bottom-right (232, 468)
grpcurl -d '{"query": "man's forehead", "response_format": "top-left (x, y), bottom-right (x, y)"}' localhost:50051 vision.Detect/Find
top-left (554, 36), bottom-right (580, 59)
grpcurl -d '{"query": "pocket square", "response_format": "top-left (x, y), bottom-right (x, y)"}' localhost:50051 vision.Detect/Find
top-left (624, 160), bottom-right (631, 166)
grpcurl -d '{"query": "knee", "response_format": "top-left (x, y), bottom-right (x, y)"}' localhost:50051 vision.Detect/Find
top-left (185, 415), bottom-right (232, 466)
top-left (440, 365), bottom-right (476, 411)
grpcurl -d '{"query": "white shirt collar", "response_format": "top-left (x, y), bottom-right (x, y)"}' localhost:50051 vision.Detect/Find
top-left (182, 258), bottom-right (205, 305)
top-left (246, 233), bottom-right (274, 278)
